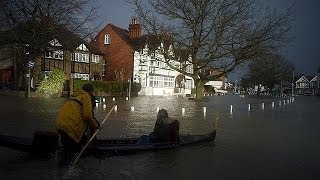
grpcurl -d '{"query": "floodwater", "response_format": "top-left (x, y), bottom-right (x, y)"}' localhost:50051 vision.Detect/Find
top-left (0, 94), bottom-right (319, 179)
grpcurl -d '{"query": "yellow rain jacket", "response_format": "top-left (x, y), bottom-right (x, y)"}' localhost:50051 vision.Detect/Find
top-left (56, 90), bottom-right (99, 143)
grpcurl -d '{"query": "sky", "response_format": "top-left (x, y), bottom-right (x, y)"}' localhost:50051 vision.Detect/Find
top-left (98, 0), bottom-right (320, 80)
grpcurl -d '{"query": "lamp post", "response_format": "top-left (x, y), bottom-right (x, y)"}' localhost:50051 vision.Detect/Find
top-left (291, 70), bottom-right (295, 96)
top-left (128, 78), bottom-right (131, 100)
top-left (26, 60), bottom-right (35, 98)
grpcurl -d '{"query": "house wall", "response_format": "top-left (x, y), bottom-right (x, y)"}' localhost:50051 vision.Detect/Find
top-left (0, 45), bottom-right (17, 85)
top-left (27, 49), bottom-right (103, 89)
top-left (133, 47), bottom-right (194, 96)
top-left (205, 80), bottom-right (224, 90)
top-left (91, 25), bottom-right (133, 81)
top-left (90, 55), bottom-right (103, 80)
top-left (91, 21), bottom-right (195, 96)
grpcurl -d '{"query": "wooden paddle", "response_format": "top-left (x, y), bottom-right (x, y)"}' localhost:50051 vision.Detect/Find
top-left (72, 105), bottom-right (115, 166)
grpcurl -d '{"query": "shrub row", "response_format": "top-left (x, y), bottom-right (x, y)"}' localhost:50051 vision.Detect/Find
top-left (73, 79), bottom-right (142, 96)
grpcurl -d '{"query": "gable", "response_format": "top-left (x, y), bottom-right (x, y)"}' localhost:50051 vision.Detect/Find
top-left (310, 76), bottom-right (319, 82)
top-left (49, 38), bottom-right (62, 47)
top-left (296, 76), bottom-right (309, 83)
top-left (109, 24), bottom-right (133, 48)
top-left (76, 43), bottom-right (88, 51)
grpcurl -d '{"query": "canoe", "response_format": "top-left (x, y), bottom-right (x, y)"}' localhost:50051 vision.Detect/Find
top-left (0, 130), bottom-right (216, 157)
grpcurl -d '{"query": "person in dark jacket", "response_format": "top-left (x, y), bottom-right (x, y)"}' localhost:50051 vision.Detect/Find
top-left (149, 109), bottom-right (180, 143)
top-left (56, 83), bottom-right (100, 165)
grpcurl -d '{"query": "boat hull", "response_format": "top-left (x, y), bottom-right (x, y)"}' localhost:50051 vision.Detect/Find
top-left (0, 130), bottom-right (216, 157)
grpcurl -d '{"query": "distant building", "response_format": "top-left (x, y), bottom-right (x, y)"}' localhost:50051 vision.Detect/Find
top-left (295, 75), bottom-right (319, 95)
top-left (202, 68), bottom-right (227, 94)
top-left (92, 18), bottom-right (194, 96)
top-left (0, 26), bottom-right (103, 91)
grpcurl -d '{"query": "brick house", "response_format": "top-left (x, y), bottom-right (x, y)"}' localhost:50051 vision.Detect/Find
top-left (92, 18), bottom-right (194, 96)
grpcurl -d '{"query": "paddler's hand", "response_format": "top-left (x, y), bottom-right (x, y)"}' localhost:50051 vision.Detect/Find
top-left (96, 122), bottom-right (102, 130)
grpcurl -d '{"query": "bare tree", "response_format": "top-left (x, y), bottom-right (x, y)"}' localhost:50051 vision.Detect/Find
top-left (0, 0), bottom-right (102, 96)
top-left (131, 0), bottom-right (295, 99)
top-left (0, 0), bottom-right (102, 57)
top-left (243, 53), bottom-right (295, 95)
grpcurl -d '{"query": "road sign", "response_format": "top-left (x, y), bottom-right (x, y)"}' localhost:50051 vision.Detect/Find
top-left (27, 61), bottom-right (35, 68)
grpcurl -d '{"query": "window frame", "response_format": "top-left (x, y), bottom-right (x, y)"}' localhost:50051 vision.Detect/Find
top-left (104, 34), bottom-right (110, 45)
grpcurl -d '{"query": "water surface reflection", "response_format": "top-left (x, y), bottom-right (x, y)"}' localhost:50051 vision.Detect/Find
top-left (1, 95), bottom-right (320, 179)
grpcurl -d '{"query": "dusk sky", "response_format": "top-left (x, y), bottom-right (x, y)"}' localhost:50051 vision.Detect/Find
top-left (98, 0), bottom-right (320, 80)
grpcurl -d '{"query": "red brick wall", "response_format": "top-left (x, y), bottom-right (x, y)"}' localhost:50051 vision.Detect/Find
top-left (91, 25), bottom-right (133, 81)
top-left (0, 68), bottom-right (12, 82)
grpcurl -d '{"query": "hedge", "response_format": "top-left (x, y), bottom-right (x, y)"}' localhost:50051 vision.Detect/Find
top-left (73, 79), bottom-right (141, 96)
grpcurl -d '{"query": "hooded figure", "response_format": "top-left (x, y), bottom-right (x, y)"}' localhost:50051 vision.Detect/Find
top-left (56, 83), bottom-right (100, 165)
top-left (149, 109), bottom-right (180, 143)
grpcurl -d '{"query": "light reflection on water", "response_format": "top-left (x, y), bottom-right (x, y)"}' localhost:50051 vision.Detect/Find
top-left (1, 95), bottom-right (320, 179)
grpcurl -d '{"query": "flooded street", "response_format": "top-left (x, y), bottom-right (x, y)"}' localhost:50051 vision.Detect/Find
top-left (0, 94), bottom-right (320, 179)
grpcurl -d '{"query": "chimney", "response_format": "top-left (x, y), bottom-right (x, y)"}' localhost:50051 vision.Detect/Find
top-left (129, 17), bottom-right (142, 38)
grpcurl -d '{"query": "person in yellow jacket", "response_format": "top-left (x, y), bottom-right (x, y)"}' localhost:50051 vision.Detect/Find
top-left (56, 83), bottom-right (100, 165)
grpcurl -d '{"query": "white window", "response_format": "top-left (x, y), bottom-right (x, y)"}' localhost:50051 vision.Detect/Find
top-left (54, 50), bottom-right (63, 59)
top-left (185, 79), bottom-right (193, 89)
top-left (102, 59), bottom-right (106, 76)
top-left (45, 50), bottom-right (63, 59)
top-left (45, 52), bottom-right (53, 58)
top-left (73, 53), bottom-right (89, 63)
top-left (149, 67), bottom-right (155, 74)
top-left (164, 77), bottom-right (174, 87)
top-left (72, 73), bottom-right (89, 80)
top-left (104, 34), bottom-right (110, 44)
top-left (92, 54), bottom-right (100, 63)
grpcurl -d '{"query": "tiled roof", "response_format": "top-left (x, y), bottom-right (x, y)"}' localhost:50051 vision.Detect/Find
top-left (54, 27), bottom-right (102, 54)
top-left (109, 23), bottom-right (173, 52)
top-left (109, 24), bottom-right (133, 47)
top-left (0, 24), bottom-right (102, 54)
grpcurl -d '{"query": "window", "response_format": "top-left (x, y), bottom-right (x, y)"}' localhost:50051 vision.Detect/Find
top-left (164, 77), bottom-right (174, 87)
top-left (104, 34), bottom-right (110, 44)
top-left (45, 52), bottom-right (53, 58)
top-left (148, 76), bottom-right (165, 88)
top-left (92, 54), bottom-right (100, 63)
top-left (185, 79), bottom-right (193, 89)
top-left (149, 67), bottom-right (155, 74)
top-left (54, 50), bottom-right (63, 59)
top-left (102, 59), bottom-right (106, 76)
top-left (45, 50), bottom-right (63, 60)
top-left (72, 73), bottom-right (89, 80)
top-left (73, 53), bottom-right (89, 63)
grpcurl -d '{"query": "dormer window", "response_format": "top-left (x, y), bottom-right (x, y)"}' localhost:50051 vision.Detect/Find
top-left (104, 34), bottom-right (110, 44)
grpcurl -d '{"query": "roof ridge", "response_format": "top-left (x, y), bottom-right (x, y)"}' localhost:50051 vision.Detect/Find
top-left (108, 23), bottom-right (134, 48)
top-left (109, 23), bottom-right (128, 32)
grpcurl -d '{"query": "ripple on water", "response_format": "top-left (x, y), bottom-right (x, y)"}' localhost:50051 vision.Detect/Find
top-left (1, 95), bottom-right (320, 179)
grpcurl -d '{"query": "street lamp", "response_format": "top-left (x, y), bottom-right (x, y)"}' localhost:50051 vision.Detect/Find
top-left (291, 70), bottom-right (295, 96)
top-left (128, 78), bottom-right (131, 100)
top-left (27, 60), bottom-right (35, 98)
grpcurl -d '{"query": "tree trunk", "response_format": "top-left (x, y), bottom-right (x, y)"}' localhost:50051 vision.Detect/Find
top-left (195, 80), bottom-right (205, 100)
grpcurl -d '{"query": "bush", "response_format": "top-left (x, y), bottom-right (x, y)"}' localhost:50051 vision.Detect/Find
top-left (131, 82), bottom-right (142, 92)
top-left (73, 79), bottom-right (142, 95)
top-left (36, 69), bottom-right (66, 97)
